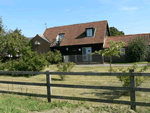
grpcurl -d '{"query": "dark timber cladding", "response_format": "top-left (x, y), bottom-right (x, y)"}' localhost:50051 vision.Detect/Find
top-left (51, 43), bottom-right (103, 55)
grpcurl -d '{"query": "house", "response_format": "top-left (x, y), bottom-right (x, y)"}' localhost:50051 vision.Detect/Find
top-left (104, 33), bottom-right (150, 62)
top-left (30, 34), bottom-right (51, 55)
top-left (31, 20), bottom-right (110, 63)
top-left (30, 20), bottom-right (150, 63)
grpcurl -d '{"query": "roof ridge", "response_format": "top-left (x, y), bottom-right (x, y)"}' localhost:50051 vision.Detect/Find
top-left (46, 20), bottom-right (107, 29)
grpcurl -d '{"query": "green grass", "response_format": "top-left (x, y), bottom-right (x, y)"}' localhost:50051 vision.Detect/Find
top-left (0, 94), bottom-right (85, 113)
top-left (0, 94), bottom-right (140, 113)
top-left (0, 65), bottom-right (150, 112)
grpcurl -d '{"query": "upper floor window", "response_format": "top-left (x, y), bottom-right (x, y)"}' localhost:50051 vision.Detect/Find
top-left (86, 28), bottom-right (95, 37)
top-left (58, 33), bottom-right (64, 41)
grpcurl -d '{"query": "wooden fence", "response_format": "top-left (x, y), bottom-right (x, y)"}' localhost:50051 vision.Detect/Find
top-left (0, 70), bottom-right (150, 111)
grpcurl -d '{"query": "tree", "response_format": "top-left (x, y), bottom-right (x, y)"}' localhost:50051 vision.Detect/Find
top-left (3, 28), bottom-right (28, 58)
top-left (0, 17), bottom-right (6, 56)
top-left (126, 37), bottom-right (149, 62)
top-left (92, 40), bottom-right (125, 73)
top-left (0, 17), bottom-right (28, 59)
top-left (109, 27), bottom-right (124, 36)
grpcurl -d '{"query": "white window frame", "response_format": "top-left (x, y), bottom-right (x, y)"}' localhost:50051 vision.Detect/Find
top-left (58, 34), bottom-right (64, 41)
top-left (120, 48), bottom-right (125, 55)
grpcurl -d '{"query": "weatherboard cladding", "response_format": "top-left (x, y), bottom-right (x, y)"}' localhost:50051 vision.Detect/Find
top-left (43, 20), bottom-right (108, 47)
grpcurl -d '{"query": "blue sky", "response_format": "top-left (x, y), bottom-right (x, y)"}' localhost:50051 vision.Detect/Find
top-left (0, 0), bottom-right (150, 37)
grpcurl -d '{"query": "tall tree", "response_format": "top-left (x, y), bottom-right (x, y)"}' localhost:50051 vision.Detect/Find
top-left (0, 17), bottom-right (6, 55)
top-left (4, 29), bottom-right (28, 57)
top-left (126, 37), bottom-right (149, 62)
top-left (109, 27), bottom-right (124, 36)
top-left (0, 17), bottom-right (28, 58)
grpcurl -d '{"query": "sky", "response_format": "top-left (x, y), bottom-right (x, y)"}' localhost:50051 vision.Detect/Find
top-left (0, 0), bottom-right (150, 37)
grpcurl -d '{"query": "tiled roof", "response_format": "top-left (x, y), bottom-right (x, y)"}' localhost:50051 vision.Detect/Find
top-left (104, 33), bottom-right (150, 48)
top-left (43, 20), bottom-right (108, 47)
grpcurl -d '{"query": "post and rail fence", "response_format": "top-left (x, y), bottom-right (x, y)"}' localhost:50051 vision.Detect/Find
top-left (0, 70), bottom-right (150, 111)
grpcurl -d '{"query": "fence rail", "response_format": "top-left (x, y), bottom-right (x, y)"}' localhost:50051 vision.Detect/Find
top-left (0, 70), bottom-right (150, 111)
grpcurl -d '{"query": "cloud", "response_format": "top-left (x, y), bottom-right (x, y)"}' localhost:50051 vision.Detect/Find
top-left (121, 6), bottom-right (138, 11)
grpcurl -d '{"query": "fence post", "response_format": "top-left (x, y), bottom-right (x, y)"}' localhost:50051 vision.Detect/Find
top-left (46, 71), bottom-right (52, 102)
top-left (129, 69), bottom-right (136, 111)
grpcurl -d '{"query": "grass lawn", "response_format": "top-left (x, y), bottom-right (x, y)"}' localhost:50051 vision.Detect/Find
top-left (0, 65), bottom-right (150, 112)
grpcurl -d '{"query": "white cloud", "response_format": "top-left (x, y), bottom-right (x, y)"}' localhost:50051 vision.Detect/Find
top-left (121, 6), bottom-right (138, 11)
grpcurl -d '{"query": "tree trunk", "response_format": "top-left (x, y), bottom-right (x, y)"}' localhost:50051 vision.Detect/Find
top-left (110, 56), bottom-right (112, 73)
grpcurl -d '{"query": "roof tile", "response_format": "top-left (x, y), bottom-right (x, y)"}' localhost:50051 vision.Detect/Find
top-left (43, 20), bottom-right (108, 47)
top-left (104, 33), bottom-right (150, 48)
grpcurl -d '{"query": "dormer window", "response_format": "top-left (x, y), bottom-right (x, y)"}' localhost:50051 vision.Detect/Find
top-left (58, 33), bottom-right (65, 41)
top-left (86, 28), bottom-right (95, 37)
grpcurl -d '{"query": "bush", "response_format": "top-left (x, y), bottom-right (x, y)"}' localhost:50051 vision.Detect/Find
top-left (45, 50), bottom-right (62, 64)
top-left (3, 46), bottom-right (47, 76)
top-left (126, 37), bottom-right (149, 62)
top-left (56, 62), bottom-right (76, 80)
top-left (109, 63), bottom-right (149, 87)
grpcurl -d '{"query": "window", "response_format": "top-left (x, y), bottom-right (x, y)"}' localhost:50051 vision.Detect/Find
top-left (58, 33), bottom-right (65, 41)
top-left (86, 28), bottom-right (95, 37)
top-left (120, 48), bottom-right (125, 55)
top-left (86, 29), bottom-right (93, 37)
top-left (66, 48), bottom-right (68, 51)
top-left (34, 41), bottom-right (40, 45)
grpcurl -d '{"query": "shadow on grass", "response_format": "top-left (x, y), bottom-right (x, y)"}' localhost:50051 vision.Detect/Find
top-left (0, 74), bottom-right (33, 78)
top-left (51, 78), bottom-right (62, 81)
top-left (80, 90), bottom-right (129, 100)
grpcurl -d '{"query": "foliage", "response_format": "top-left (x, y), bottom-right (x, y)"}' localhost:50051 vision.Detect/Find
top-left (92, 40), bottom-right (126, 72)
top-left (3, 29), bottom-right (28, 57)
top-left (92, 40), bottom-right (126, 57)
top-left (109, 63), bottom-right (150, 87)
top-left (0, 17), bottom-right (28, 60)
top-left (0, 17), bottom-right (6, 54)
top-left (56, 62), bottom-right (76, 80)
top-left (45, 50), bottom-right (62, 64)
top-left (3, 46), bottom-right (47, 76)
top-left (109, 27), bottom-right (124, 36)
top-left (126, 37), bottom-right (149, 62)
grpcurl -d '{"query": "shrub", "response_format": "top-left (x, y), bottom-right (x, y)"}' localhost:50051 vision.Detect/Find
top-left (3, 46), bottom-right (47, 76)
top-left (126, 37), bottom-right (149, 62)
top-left (45, 50), bottom-right (62, 64)
top-left (109, 63), bottom-right (149, 87)
top-left (56, 62), bottom-right (76, 80)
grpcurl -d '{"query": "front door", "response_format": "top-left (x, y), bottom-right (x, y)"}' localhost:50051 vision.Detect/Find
top-left (82, 47), bottom-right (92, 61)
